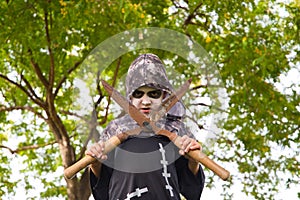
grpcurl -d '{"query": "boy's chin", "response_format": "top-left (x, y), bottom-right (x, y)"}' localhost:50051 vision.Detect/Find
top-left (141, 111), bottom-right (150, 115)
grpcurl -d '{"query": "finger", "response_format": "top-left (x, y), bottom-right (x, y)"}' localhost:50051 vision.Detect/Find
top-left (179, 135), bottom-right (188, 144)
top-left (85, 150), bottom-right (93, 156)
top-left (100, 154), bottom-right (108, 160)
top-left (85, 144), bottom-right (99, 156)
top-left (183, 138), bottom-right (195, 151)
top-left (180, 136), bottom-right (190, 148)
top-left (185, 139), bottom-right (202, 152)
top-left (86, 143), bottom-right (103, 158)
top-left (98, 140), bottom-right (105, 147)
top-left (178, 149), bottom-right (185, 156)
top-left (192, 143), bottom-right (202, 150)
top-left (184, 141), bottom-right (194, 152)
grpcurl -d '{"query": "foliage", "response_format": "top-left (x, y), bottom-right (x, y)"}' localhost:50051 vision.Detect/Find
top-left (0, 0), bottom-right (299, 199)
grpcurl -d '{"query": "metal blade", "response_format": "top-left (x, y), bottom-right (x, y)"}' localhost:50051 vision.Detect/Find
top-left (101, 80), bottom-right (150, 128)
top-left (149, 78), bottom-right (192, 121)
top-left (101, 78), bottom-right (192, 131)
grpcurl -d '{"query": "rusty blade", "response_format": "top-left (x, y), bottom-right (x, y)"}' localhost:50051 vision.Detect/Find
top-left (150, 78), bottom-right (192, 121)
top-left (101, 78), bottom-right (192, 129)
top-left (101, 80), bottom-right (150, 127)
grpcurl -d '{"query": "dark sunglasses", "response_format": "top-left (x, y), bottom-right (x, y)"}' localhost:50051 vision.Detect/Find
top-left (132, 89), bottom-right (162, 99)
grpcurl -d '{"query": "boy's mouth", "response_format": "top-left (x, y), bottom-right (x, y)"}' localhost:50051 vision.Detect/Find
top-left (140, 108), bottom-right (151, 114)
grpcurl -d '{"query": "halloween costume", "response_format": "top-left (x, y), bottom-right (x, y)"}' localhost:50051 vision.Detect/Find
top-left (90, 54), bottom-right (205, 200)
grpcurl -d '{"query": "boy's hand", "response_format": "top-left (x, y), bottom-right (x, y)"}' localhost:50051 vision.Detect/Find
top-left (85, 141), bottom-right (107, 177)
top-left (178, 135), bottom-right (202, 156)
top-left (85, 140), bottom-right (108, 162)
top-left (179, 135), bottom-right (202, 174)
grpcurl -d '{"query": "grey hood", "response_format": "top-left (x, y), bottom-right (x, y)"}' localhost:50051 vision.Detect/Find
top-left (125, 54), bottom-right (185, 117)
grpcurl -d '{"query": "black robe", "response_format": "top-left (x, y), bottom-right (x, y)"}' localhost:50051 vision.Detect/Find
top-left (90, 134), bottom-right (205, 200)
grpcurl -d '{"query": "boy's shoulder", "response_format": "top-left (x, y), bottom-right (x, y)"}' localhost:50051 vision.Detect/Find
top-left (104, 114), bottom-right (191, 137)
top-left (104, 115), bottom-right (138, 136)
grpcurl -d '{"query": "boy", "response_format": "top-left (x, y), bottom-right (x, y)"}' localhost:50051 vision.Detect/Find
top-left (86, 54), bottom-right (205, 200)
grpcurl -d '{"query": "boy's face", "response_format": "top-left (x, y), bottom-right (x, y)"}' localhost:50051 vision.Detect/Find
top-left (131, 86), bottom-right (163, 115)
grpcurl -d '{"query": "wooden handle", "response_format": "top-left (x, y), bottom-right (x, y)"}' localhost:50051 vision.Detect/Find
top-left (64, 130), bottom-right (230, 180)
top-left (173, 135), bottom-right (230, 181)
top-left (64, 135), bottom-right (123, 179)
top-left (64, 155), bottom-right (96, 179)
top-left (187, 149), bottom-right (230, 181)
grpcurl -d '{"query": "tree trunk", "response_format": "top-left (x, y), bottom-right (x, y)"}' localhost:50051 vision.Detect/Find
top-left (58, 130), bottom-right (92, 199)
top-left (46, 105), bottom-right (92, 199)
top-left (64, 169), bottom-right (91, 200)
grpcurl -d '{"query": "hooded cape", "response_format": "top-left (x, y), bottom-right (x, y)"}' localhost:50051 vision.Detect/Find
top-left (90, 54), bottom-right (205, 200)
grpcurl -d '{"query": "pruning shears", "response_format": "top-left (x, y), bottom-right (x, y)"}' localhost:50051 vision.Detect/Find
top-left (64, 79), bottom-right (230, 181)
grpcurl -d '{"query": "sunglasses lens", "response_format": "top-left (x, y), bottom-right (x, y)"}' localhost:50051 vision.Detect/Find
top-left (147, 90), bottom-right (162, 99)
top-left (132, 90), bottom-right (162, 99)
top-left (132, 90), bottom-right (145, 98)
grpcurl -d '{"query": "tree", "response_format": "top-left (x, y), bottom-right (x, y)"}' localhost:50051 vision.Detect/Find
top-left (0, 0), bottom-right (299, 199)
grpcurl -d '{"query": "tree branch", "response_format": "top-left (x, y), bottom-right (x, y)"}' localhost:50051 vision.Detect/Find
top-left (171, 0), bottom-right (189, 11)
top-left (28, 49), bottom-right (49, 88)
top-left (0, 140), bottom-right (57, 154)
top-left (0, 74), bottom-right (45, 107)
top-left (189, 102), bottom-right (228, 113)
top-left (99, 57), bottom-right (122, 125)
top-left (76, 57), bottom-right (124, 159)
top-left (185, 114), bottom-right (205, 130)
top-left (60, 110), bottom-right (89, 122)
top-left (78, 109), bottom-right (100, 160)
top-left (42, 10), bottom-right (71, 142)
top-left (20, 73), bottom-right (43, 102)
top-left (0, 105), bottom-right (46, 120)
top-left (0, 145), bottom-right (15, 154)
top-left (183, 2), bottom-right (203, 27)
top-left (44, 10), bottom-right (55, 90)
top-left (54, 60), bottom-right (83, 97)
top-left (1, 132), bottom-right (77, 155)
top-left (190, 84), bottom-right (207, 91)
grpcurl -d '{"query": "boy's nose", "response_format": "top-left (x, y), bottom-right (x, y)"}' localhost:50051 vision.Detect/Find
top-left (141, 95), bottom-right (151, 105)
